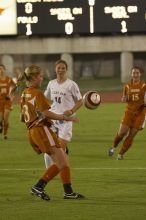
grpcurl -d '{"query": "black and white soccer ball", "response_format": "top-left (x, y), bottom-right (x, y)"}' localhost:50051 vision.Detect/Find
top-left (83, 90), bottom-right (101, 110)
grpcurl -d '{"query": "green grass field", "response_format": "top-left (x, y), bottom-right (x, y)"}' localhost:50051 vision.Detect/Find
top-left (0, 103), bottom-right (146, 220)
top-left (76, 78), bottom-right (123, 92)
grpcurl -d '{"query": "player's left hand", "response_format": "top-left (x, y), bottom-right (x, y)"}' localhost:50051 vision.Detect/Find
top-left (63, 110), bottom-right (73, 116)
top-left (63, 113), bottom-right (79, 123)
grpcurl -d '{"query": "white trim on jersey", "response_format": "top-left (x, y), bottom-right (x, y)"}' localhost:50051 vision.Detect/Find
top-left (141, 115), bottom-right (146, 129)
top-left (43, 126), bottom-right (55, 146)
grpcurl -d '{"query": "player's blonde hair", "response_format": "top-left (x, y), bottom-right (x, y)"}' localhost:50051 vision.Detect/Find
top-left (18, 65), bottom-right (41, 82)
top-left (24, 65), bottom-right (41, 81)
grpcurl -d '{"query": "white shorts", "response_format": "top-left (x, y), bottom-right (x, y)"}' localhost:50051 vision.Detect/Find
top-left (51, 120), bottom-right (72, 141)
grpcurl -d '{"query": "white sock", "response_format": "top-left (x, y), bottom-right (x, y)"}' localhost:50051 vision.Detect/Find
top-left (44, 153), bottom-right (53, 169)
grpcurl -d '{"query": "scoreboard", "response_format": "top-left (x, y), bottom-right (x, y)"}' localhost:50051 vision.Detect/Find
top-left (0, 0), bottom-right (146, 36)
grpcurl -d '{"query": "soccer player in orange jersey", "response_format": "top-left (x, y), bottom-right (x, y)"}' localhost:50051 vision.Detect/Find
top-left (0, 64), bottom-right (16, 139)
top-left (20, 64), bottom-right (84, 201)
top-left (108, 66), bottom-right (146, 160)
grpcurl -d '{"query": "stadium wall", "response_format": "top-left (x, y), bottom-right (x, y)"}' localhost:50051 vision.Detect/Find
top-left (0, 36), bottom-right (146, 82)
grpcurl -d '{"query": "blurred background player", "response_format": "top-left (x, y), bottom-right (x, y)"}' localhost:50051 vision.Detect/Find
top-left (44, 59), bottom-right (83, 168)
top-left (0, 64), bottom-right (16, 139)
top-left (108, 66), bottom-right (146, 160)
top-left (20, 64), bottom-right (84, 200)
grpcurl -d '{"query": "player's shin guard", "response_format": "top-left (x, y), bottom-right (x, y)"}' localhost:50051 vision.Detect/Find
top-left (60, 166), bottom-right (73, 194)
top-left (41, 164), bottom-right (60, 183)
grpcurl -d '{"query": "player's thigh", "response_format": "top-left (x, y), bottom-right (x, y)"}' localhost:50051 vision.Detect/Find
top-left (51, 147), bottom-right (69, 168)
top-left (121, 111), bottom-right (133, 129)
top-left (0, 111), bottom-right (4, 119)
top-left (128, 127), bottom-right (139, 138)
top-left (118, 123), bottom-right (129, 136)
top-left (5, 100), bottom-right (13, 111)
top-left (0, 101), bottom-right (4, 115)
top-left (133, 113), bottom-right (145, 130)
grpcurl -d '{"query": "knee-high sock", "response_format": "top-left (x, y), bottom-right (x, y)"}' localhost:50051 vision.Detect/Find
top-left (119, 137), bottom-right (133, 155)
top-left (3, 122), bottom-right (8, 136)
top-left (113, 133), bottom-right (123, 148)
top-left (41, 164), bottom-right (60, 182)
top-left (60, 166), bottom-right (71, 184)
top-left (39, 164), bottom-right (73, 193)
top-left (43, 153), bottom-right (71, 183)
top-left (60, 166), bottom-right (73, 194)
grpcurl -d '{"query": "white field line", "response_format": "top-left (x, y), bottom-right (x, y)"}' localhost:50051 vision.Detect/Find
top-left (0, 167), bottom-right (146, 171)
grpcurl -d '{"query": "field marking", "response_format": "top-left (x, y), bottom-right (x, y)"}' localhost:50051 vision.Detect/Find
top-left (0, 167), bottom-right (146, 171)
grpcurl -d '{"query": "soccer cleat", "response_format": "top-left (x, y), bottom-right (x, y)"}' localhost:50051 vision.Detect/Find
top-left (64, 192), bottom-right (85, 199)
top-left (4, 136), bottom-right (7, 140)
top-left (31, 186), bottom-right (50, 201)
top-left (116, 154), bottom-right (124, 160)
top-left (108, 147), bottom-right (114, 156)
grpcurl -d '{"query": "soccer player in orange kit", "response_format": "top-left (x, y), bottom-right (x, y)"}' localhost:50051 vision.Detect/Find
top-left (108, 66), bottom-right (146, 160)
top-left (0, 64), bottom-right (16, 139)
top-left (20, 64), bottom-right (84, 201)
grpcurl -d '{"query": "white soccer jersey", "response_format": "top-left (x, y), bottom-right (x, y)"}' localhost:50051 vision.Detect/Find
top-left (44, 79), bottom-right (82, 114)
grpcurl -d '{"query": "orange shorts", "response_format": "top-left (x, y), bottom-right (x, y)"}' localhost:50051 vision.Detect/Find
top-left (121, 110), bottom-right (145, 130)
top-left (0, 99), bottom-right (13, 112)
top-left (28, 125), bottom-right (61, 155)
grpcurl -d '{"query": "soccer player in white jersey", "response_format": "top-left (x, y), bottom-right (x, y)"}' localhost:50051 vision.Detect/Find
top-left (44, 59), bottom-right (83, 168)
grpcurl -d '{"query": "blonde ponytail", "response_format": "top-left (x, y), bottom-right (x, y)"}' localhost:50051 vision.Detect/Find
top-left (24, 65), bottom-right (41, 81)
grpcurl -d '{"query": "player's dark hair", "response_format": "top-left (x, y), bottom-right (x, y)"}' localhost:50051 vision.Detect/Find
top-left (55, 59), bottom-right (68, 70)
top-left (132, 66), bottom-right (144, 74)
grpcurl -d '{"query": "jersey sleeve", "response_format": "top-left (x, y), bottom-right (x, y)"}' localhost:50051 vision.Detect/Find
top-left (70, 82), bottom-right (82, 102)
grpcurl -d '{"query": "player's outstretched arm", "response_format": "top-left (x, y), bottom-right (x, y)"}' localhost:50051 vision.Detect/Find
top-left (43, 109), bottom-right (79, 122)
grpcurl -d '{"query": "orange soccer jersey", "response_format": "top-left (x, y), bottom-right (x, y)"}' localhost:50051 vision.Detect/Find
top-left (21, 87), bottom-right (61, 154)
top-left (121, 80), bottom-right (146, 129)
top-left (0, 76), bottom-right (14, 111)
top-left (0, 76), bottom-right (14, 99)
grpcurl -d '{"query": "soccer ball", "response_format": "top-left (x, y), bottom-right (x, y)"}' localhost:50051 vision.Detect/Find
top-left (83, 90), bottom-right (101, 110)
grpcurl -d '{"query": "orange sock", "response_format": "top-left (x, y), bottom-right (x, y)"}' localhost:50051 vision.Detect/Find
top-left (3, 122), bottom-right (9, 136)
top-left (60, 166), bottom-right (71, 184)
top-left (41, 164), bottom-right (60, 182)
top-left (113, 133), bottom-right (123, 148)
top-left (119, 137), bottom-right (133, 155)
